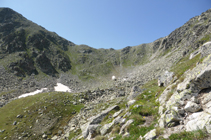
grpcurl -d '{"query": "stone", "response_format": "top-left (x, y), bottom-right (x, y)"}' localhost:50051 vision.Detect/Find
top-left (51, 135), bottom-right (58, 140)
top-left (119, 119), bottom-right (134, 135)
top-left (158, 71), bottom-right (174, 87)
top-left (100, 123), bottom-right (113, 135)
top-left (203, 101), bottom-right (211, 114)
top-left (200, 91), bottom-right (211, 105)
top-left (206, 125), bottom-right (211, 133)
top-left (16, 114), bottom-right (23, 118)
top-left (184, 101), bottom-right (201, 113)
top-left (120, 118), bottom-right (126, 126)
top-left (113, 116), bottom-right (123, 124)
top-left (158, 114), bottom-right (166, 128)
top-left (113, 109), bottom-right (124, 118)
top-left (86, 125), bottom-right (101, 139)
top-left (42, 134), bottom-right (47, 139)
top-left (123, 112), bottom-right (131, 117)
top-left (189, 50), bottom-right (200, 59)
top-left (165, 110), bottom-right (182, 125)
top-left (200, 41), bottom-right (211, 58)
top-left (185, 112), bottom-right (211, 131)
top-left (127, 100), bottom-right (136, 107)
top-left (143, 129), bottom-right (157, 140)
top-left (190, 96), bottom-right (199, 103)
top-left (13, 121), bottom-right (17, 125)
top-left (122, 132), bottom-right (130, 137)
top-left (158, 106), bottom-right (164, 115)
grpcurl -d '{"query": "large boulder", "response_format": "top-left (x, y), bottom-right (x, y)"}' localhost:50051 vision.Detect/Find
top-left (200, 41), bottom-right (211, 58)
top-left (158, 71), bottom-right (174, 87)
top-left (185, 112), bottom-right (211, 131)
top-left (184, 101), bottom-right (201, 113)
top-left (165, 110), bottom-right (183, 126)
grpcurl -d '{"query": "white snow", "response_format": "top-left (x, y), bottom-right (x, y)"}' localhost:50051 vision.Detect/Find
top-left (54, 83), bottom-right (71, 92)
top-left (17, 83), bottom-right (71, 99)
top-left (18, 88), bottom-right (48, 98)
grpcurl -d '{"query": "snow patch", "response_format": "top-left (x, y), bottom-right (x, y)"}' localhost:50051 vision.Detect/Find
top-left (18, 88), bottom-right (48, 98)
top-left (54, 83), bottom-right (71, 92)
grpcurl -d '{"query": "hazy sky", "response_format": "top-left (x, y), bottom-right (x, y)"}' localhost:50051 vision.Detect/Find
top-left (1, 0), bottom-right (211, 49)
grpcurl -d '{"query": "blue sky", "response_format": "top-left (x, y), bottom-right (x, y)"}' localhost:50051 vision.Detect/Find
top-left (1, 0), bottom-right (211, 49)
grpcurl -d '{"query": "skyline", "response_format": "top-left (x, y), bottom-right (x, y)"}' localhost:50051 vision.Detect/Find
top-left (1, 0), bottom-right (211, 49)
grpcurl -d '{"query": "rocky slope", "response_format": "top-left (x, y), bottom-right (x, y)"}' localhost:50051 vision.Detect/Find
top-left (0, 7), bottom-right (211, 140)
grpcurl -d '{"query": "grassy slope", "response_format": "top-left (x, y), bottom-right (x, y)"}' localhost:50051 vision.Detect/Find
top-left (0, 92), bottom-right (83, 139)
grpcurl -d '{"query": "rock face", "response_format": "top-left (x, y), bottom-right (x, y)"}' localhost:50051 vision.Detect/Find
top-left (36, 52), bottom-right (58, 76)
top-left (158, 52), bottom-right (211, 137)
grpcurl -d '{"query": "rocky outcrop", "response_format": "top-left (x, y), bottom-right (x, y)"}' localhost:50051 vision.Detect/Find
top-left (81, 105), bottom-right (119, 139)
top-left (157, 52), bottom-right (211, 137)
top-left (35, 52), bottom-right (58, 76)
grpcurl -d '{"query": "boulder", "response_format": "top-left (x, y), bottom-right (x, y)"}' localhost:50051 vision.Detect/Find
top-left (119, 119), bottom-right (134, 135)
top-left (158, 114), bottom-right (166, 128)
top-left (113, 109), bottom-right (124, 118)
top-left (100, 123), bottom-right (113, 135)
top-left (158, 71), bottom-right (174, 87)
top-left (122, 132), bottom-right (130, 137)
top-left (200, 90), bottom-right (211, 105)
top-left (200, 41), bottom-right (211, 58)
top-left (127, 100), bottom-right (136, 107)
top-left (189, 50), bottom-right (200, 59)
top-left (165, 110), bottom-right (182, 126)
top-left (184, 101), bottom-right (201, 113)
top-left (185, 112), bottom-right (211, 131)
top-left (142, 129), bottom-right (157, 140)
top-left (203, 101), bottom-right (211, 114)
top-left (87, 125), bottom-right (101, 139)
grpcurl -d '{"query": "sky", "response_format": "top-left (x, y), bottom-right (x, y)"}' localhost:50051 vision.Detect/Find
top-left (0, 0), bottom-right (211, 50)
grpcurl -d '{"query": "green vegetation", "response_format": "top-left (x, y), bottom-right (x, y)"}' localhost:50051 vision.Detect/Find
top-left (68, 129), bottom-right (82, 140)
top-left (200, 34), bottom-right (211, 43)
top-left (167, 129), bottom-right (209, 140)
top-left (171, 54), bottom-right (202, 78)
top-left (0, 92), bottom-right (83, 139)
top-left (112, 80), bottom-right (165, 140)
